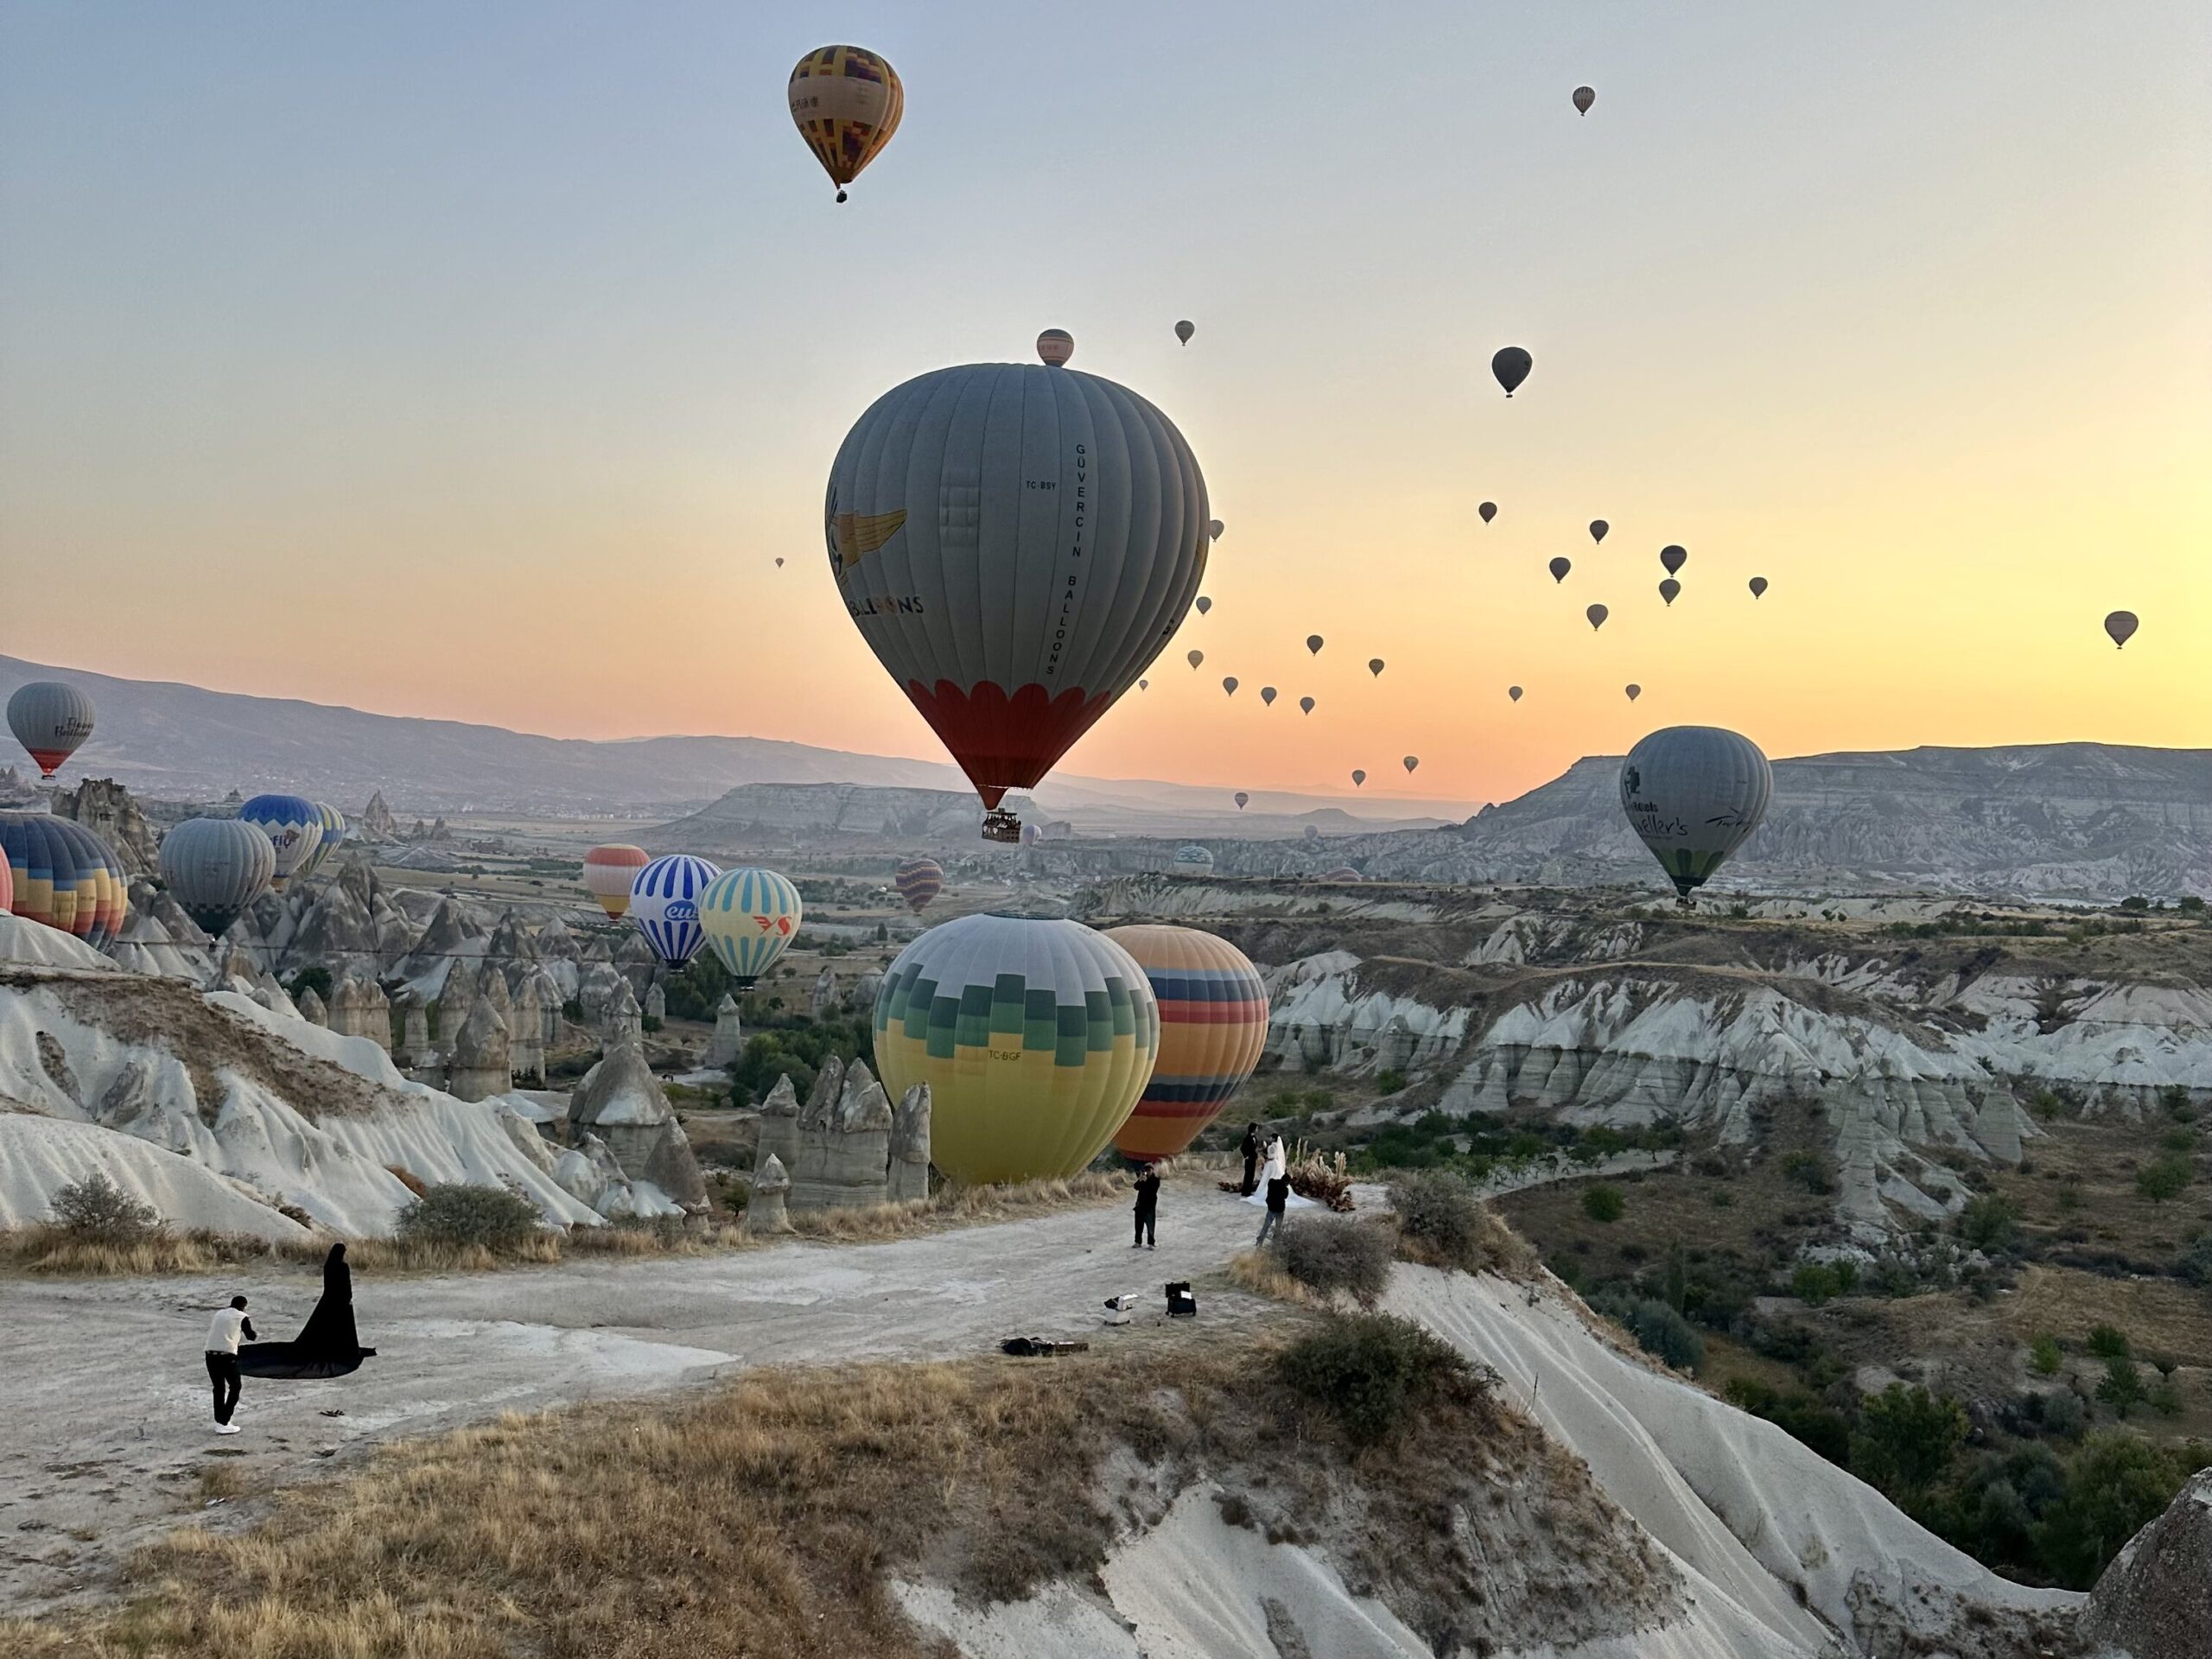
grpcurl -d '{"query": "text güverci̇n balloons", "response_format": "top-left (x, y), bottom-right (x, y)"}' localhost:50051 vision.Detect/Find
top-left (582, 844), bottom-right (652, 919)
top-left (7, 681), bottom-right (95, 778)
top-left (630, 854), bottom-right (721, 968)
top-left (1104, 925), bottom-right (1268, 1161)
top-left (697, 867), bottom-right (804, 988)
top-left (238, 795), bottom-right (322, 890)
top-left (1619, 726), bottom-right (1774, 903)
top-left (159, 817), bottom-right (276, 937)
top-left (787, 45), bottom-right (902, 202)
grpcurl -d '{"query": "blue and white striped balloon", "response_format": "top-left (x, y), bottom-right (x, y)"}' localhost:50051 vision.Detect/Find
top-left (629, 853), bottom-right (721, 968)
top-left (238, 793), bottom-right (323, 889)
top-left (697, 867), bottom-right (804, 988)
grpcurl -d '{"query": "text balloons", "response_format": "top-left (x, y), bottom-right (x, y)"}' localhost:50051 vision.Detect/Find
top-left (893, 855), bottom-right (944, 912)
top-left (787, 46), bottom-right (903, 203)
top-left (7, 682), bottom-right (95, 779)
top-left (1573, 86), bottom-right (1596, 115)
top-left (1479, 501), bottom-right (1497, 524)
top-left (583, 844), bottom-right (652, 920)
top-left (1620, 726), bottom-right (1773, 900)
top-left (1036, 328), bottom-right (1074, 366)
top-left (1105, 925), bottom-right (1268, 1161)
top-left (698, 867), bottom-right (804, 988)
top-left (1659, 579), bottom-right (1681, 606)
top-left (1175, 320), bottom-right (1195, 345)
top-left (1660, 544), bottom-right (1688, 575)
top-left (1549, 557), bottom-right (1572, 583)
top-left (2104, 611), bottom-right (2139, 649)
top-left (1749, 576), bottom-right (1769, 599)
top-left (630, 854), bottom-right (721, 968)
top-left (1492, 346), bottom-right (1532, 397)
top-left (159, 817), bottom-right (275, 938)
top-left (238, 795), bottom-right (322, 890)
top-left (1587, 604), bottom-right (1609, 631)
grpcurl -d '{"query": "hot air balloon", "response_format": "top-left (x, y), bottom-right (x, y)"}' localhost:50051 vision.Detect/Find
top-left (829, 360), bottom-right (1206, 844)
top-left (1659, 579), bottom-right (1681, 607)
top-left (1173, 844), bottom-right (1216, 875)
top-left (630, 854), bottom-right (721, 969)
top-left (1020, 821), bottom-right (1041, 847)
top-left (1402, 756), bottom-right (1419, 774)
top-left (874, 915), bottom-right (1158, 1185)
top-left (1573, 86), bottom-right (1596, 114)
top-left (1368, 658), bottom-right (1385, 677)
top-left (0, 813), bottom-right (127, 950)
top-left (1587, 604), bottom-right (1609, 631)
top-left (1351, 769), bottom-right (1366, 787)
top-left (1103, 925), bottom-right (1268, 1161)
top-left (1549, 557), bottom-right (1572, 583)
top-left (775, 557), bottom-right (785, 568)
top-left (1174, 320), bottom-right (1195, 345)
top-left (158, 817), bottom-right (275, 937)
top-left (1139, 679), bottom-right (1149, 691)
top-left (1479, 501), bottom-right (1497, 524)
top-left (7, 682), bottom-right (95, 779)
top-left (1260, 686), bottom-right (1277, 706)
top-left (302, 803), bottom-right (347, 878)
top-left (582, 844), bottom-right (652, 920)
top-left (1624, 683), bottom-right (1642, 702)
top-left (1234, 791), bottom-right (1249, 810)
top-left (1620, 727), bottom-right (1772, 903)
top-left (1299, 696), bottom-right (1315, 715)
top-left (698, 867), bottom-right (804, 988)
top-left (1195, 596), bottom-right (1212, 615)
top-left (1036, 328), bottom-right (1074, 366)
top-left (893, 856), bottom-right (944, 913)
top-left (1660, 544), bottom-right (1688, 575)
top-left (1492, 346), bottom-right (1532, 397)
top-left (1222, 677), bottom-right (1238, 696)
top-left (1208, 518), bottom-right (1224, 540)
top-left (787, 45), bottom-right (903, 202)
top-left (2105, 611), bottom-right (2139, 649)
top-left (238, 795), bottom-right (322, 890)
top-left (1749, 577), bottom-right (1769, 599)
top-left (1319, 866), bottom-right (1363, 883)
top-left (1306, 635), bottom-right (1324, 655)
top-left (1589, 520), bottom-right (1609, 544)
top-left (1508, 685), bottom-right (1523, 702)
top-left (1187, 650), bottom-right (1205, 670)
top-left (1302, 824), bottom-right (1319, 842)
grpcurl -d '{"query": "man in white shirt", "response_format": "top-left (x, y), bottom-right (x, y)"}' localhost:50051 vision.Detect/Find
top-left (205, 1294), bottom-right (256, 1434)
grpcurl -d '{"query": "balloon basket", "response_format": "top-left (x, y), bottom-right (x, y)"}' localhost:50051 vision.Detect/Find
top-left (981, 809), bottom-right (1022, 844)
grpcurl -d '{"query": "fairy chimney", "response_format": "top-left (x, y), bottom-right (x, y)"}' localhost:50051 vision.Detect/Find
top-left (705, 993), bottom-right (744, 1067)
top-left (446, 993), bottom-right (512, 1103)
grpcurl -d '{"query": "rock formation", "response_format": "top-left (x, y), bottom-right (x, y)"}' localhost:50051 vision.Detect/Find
top-left (445, 993), bottom-right (512, 1103)
top-left (357, 791), bottom-right (398, 842)
top-left (50, 779), bottom-right (159, 874)
top-left (604, 981), bottom-right (642, 1046)
top-left (511, 975), bottom-right (549, 1084)
top-left (810, 968), bottom-right (839, 1017)
top-left (754, 1072), bottom-right (800, 1178)
top-left (644, 982), bottom-right (666, 1025)
top-left (296, 986), bottom-right (327, 1027)
top-left (395, 990), bottom-right (433, 1069)
top-left (567, 1040), bottom-right (706, 1207)
top-left (2082, 1468), bottom-right (2212, 1659)
top-left (849, 970), bottom-right (882, 1017)
top-left (751, 1057), bottom-right (911, 1213)
top-left (327, 973), bottom-right (391, 1053)
top-left (746, 1152), bottom-right (793, 1234)
top-left (888, 1083), bottom-right (931, 1202)
top-left (705, 994), bottom-right (744, 1066)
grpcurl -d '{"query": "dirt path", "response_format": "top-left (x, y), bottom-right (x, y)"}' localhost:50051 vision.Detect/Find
top-left (3, 1179), bottom-right (1276, 1618)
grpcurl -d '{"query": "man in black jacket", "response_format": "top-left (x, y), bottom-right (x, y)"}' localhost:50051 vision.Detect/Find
top-left (1239, 1122), bottom-right (1261, 1196)
top-left (1131, 1165), bottom-right (1161, 1249)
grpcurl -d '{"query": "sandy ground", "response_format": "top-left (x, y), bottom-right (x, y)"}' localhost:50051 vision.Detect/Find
top-left (3, 1179), bottom-right (1274, 1618)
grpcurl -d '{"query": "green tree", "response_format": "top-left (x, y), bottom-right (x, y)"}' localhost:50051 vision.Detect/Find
top-left (1958, 1194), bottom-right (2017, 1251)
top-left (1849, 1385), bottom-right (1967, 1504)
top-left (2136, 1154), bottom-right (2192, 1203)
top-left (2036, 1432), bottom-right (2188, 1588)
top-left (2094, 1357), bottom-right (2145, 1418)
top-left (2029, 1336), bottom-right (2063, 1376)
top-left (2086, 1325), bottom-right (2131, 1360)
top-left (1582, 1184), bottom-right (1625, 1224)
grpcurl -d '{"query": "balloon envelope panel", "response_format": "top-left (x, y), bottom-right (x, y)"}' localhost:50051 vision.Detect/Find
top-left (238, 794), bottom-right (323, 887)
top-left (0, 813), bottom-right (128, 949)
top-left (630, 854), bottom-right (721, 967)
top-left (698, 867), bottom-right (803, 987)
top-left (873, 915), bottom-right (1158, 1185)
top-left (159, 817), bottom-right (276, 936)
top-left (1103, 925), bottom-right (1268, 1160)
top-left (583, 844), bottom-right (651, 918)
top-left (1618, 726), bottom-right (1773, 896)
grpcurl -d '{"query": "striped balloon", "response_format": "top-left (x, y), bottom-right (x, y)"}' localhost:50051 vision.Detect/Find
top-left (298, 802), bottom-right (346, 879)
top-left (158, 817), bottom-right (276, 937)
top-left (893, 856), bottom-right (944, 913)
top-left (874, 915), bottom-right (1158, 1185)
top-left (583, 844), bottom-right (651, 919)
top-left (0, 813), bottom-right (128, 950)
top-left (238, 794), bottom-right (322, 889)
top-left (1103, 925), bottom-right (1269, 1161)
top-left (630, 854), bottom-right (721, 968)
top-left (697, 867), bottom-right (803, 988)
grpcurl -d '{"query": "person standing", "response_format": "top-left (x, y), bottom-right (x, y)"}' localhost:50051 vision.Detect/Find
top-left (1255, 1135), bottom-right (1290, 1246)
top-left (1239, 1122), bottom-right (1262, 1196)
top-left (205, 1294), bottom-right (255, 1434)
top-left (1131, 1165), bottom-right (1160, 1249)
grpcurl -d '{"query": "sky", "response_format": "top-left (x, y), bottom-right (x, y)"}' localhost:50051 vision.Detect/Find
top-left (2, 3), bottom-right (2206, 808)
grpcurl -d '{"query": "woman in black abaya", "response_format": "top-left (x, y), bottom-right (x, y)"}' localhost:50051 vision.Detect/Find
top-left (235, 1243), bottom-right (378, 1379)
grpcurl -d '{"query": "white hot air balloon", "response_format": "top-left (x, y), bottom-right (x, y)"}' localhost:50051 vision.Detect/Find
top-left (1619, 726), bottom-right (1773, 905)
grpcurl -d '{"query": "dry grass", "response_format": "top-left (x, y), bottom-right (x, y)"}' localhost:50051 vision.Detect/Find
top-left (1226, 1248), bottom-right (1321, 1305)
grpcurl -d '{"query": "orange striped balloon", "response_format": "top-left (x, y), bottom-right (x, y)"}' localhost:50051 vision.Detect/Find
top-left (582, 844), bottom-right (651, 919)
top-left (1103, 925), bottom-right (1268, 1160)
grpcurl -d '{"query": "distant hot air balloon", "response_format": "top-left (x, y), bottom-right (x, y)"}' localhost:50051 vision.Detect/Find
top-left (829, 360), bottom-right (1206, 844)
top-left (1749, 576), bottom-right (1769, 599)
top-left (1508, 685), bottom-right (1523, 702)
top-left (7, 682), bottom-right (95, 779)
top-left (302, 803), bottom-right (347, 878)
top-left (1208, 518), bottom-right (1224, 540)
top-left (1302, 824), bottom-right (1319, 842)
top-left (1299, 696), bottom-right (1315, 715)
top-left (775, 557), bottom-right (785, 568)
top-left (1195, 596), bottom-right (1212, 615)
top-left (630, 854), bottom-right (721, 969)
top-left (2104, 611), bottom-right (2139, 649)
top-left (1234, 791), bottom-right (1249, 810)
top-left (893, 855), bottom-right (944, 913)
top-left (1260, 686), bottom-right (1277, 706)
top-left (1368, 658), bottom-right (1384, 677)
top-left (1620, 726), bottom-right (1772, 902)
top-left (787, 45), bottom-right (904, 202)
top-left (1624, 683), bottom-right (1642, 702)
top-left (582, 844), bottom-right (652, 920)
top-left (1173, 844), bottom-right (1216, 875)
top-left (1587, 604), bottom-right (1609, 631)
top-left (1402, 756), bottom-right (1419, 774)
top-left (1139, 679), bottom-right (1149, 691)
top-left (1659, 579), bottom-right (1681, 606)
top-left (698, 867), bottom-right (804, 988)
top-left (1479, 501), bottom-right (1497, 524)
top-left (1549, 557), bottom-right (1572, 583)
top-left (159, 817), bottom-right (275, 938)
top-left (1174, 320), bottom-right (1195, 345)
top-left (1351, 769), bottom-right (1366, 787)
top-left (0, 813), bottom-right (126, 950)
top-left (1104, 925), bottom-right (1268, 1161)
top-left (1188, 650), bottom-right (1205, 670)
top-left (1036, 328), bottom-right (1074, 366)
top-left (1306, 634), bottom-right (1324, 655)
top-left (1492, 346), bottom-right (1532, 397)
top-left (1660, 544), bottom-right (1688, 575)
top-left (1222, 677), bottom-right (1238, 696)
top-left (238, 795), bottom-right (322, 891)
top-left (874, 915), bottom-right (1157, 1184)
top-left (1573, 86), bottom-right (1596, 115)
top-left (1589, 520), bottom-right (1609, 544)
top-left (1320, 866), bottom-right (1363, 883)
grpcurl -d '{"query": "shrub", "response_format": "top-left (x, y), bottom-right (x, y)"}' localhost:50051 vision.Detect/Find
top-left (1374, 1068), bottom-right (1408, 1096)
top-left (1582, 1184), bottom-right (1625, 1224)
top-left (2086, 1324), bottom-right (2131, 1360)
top-left (1849, 1384), bottom-right (1967, 1503)
top-left (2039, 1389), bottom-right (2087, 1439)
top-left (2149, 1381), bottom-right (2183, 1418)
top-left (1277, 1313), bottom-right (1473, 1444)
top-left (2094, 1357), bottom-right (2145, 1417)
top-left (1272, 1218), bottom-right (1393, 1307)
top-left (2136, 1154), bottom-right (2192, 1204)
top-left (2029, 1336), bottom-right (2063, 1376)
top-left (2036, 1431), bottom-right (2191, 1588)
top-left (1791, 1262), bottom-right (1844, 1306)
top-left (395, 1184), bottom-right (544, 1252)
top-left (47, 1173), bottom-right (161, 1243)
top-left (1781, 1150), bottom-right (1836, 1195)
top-left (1619, 1298), bottom-right (1704, 1370)
top-left (1389, 1169), bottom-right (1484, 1268)
top-left (2177, 1236), bottom-right (2212, 1287)
top-left (286, 964), bottom-right (334, 1006)
top-left (1959, 1194), bottom-right (2017, 1251)
top-left (640, 1014), bottom-right (664, 1034)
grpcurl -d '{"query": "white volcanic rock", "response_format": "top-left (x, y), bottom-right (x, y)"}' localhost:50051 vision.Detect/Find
top-left (704, 994), bottom-right (744, 1066)
top-left (0, 1115), bottom-right (313, 1242)
top-left (569, 1041), bottom-right (705, 1207)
